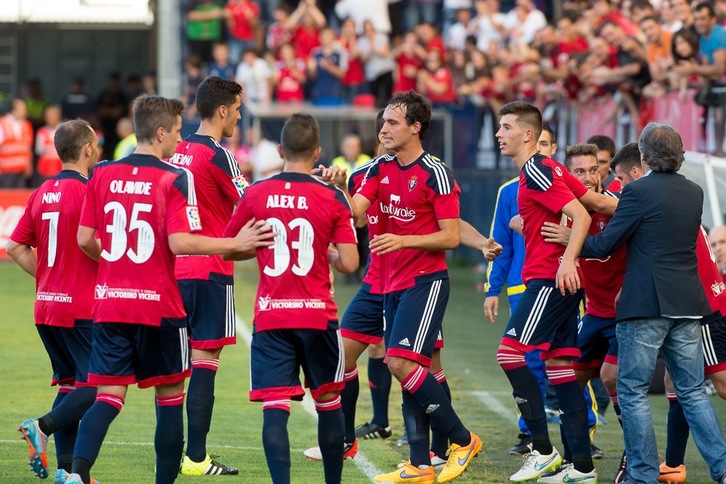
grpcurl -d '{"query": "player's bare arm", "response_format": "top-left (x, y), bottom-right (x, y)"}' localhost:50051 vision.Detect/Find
top-left (557, 199), bottom-right (591, 296)
top-left (459, 219), bottom-right (502, 261)
top-left (329, 242), bottom-right (359, 274)
top-left (578, 190), bottom-right (618, 215)
top-left (316, 164), bottom-right (373, 219)
top-left (77, 225), bottom-right (102, 261)
top-left (541, 221), bottom-right (571, 246)
top-left (6, 239), bottom-right (37, 277)
top-left (172, 218), bottom-right (274, 258)
top-left (370, 217), bottom-right (460, 255)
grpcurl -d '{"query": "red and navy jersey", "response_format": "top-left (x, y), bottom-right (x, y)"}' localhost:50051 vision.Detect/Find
top-left (349, 158), bottom-right (382, 294)
top-left (580, 190), bottom-right (626, 318)
top-left (168, 134), bottom-right (247, 283)
top-left (224, 172), bottom-right (356, 331)
top-left (356, 152), bottom-right (460, 293)
top-left (518, 154), bottom-right (587, 284)
top-left (79, 155), bottom-right (201, 326)
top-left (11, 170), bottom-right (98, 327)
top-left (697, 225), bottom-right (726, 316)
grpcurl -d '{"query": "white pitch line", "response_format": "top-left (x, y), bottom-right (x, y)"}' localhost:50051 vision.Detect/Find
top-left (235, 314), bottom-right (382, 482)
top-left (468, 391), bottom-right (518, 425)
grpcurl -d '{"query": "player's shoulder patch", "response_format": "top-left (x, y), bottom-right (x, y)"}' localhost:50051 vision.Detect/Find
top-left (420, 153), bottom-right (455, 195)
top-left (522, 154), bottom-right (555, 192)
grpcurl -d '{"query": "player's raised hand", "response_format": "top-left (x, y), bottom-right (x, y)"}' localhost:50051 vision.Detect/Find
top-left (482, 236), bottom-right (502, 261)
top-left (483, 295), bottom-right (499, 323)
top-left (235, 218), bottom-right (275, 251)
top-left (555, 258), bottom-right (580, 296)
top-left (313, 164), bottom-right (347, 188)
top-left (369, 233), bottom-right (406, 254)
top-left (541, 222), bottom-right (570, 246)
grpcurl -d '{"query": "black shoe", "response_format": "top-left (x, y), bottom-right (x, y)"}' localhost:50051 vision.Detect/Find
top-left (590, 443), bottom-right (604, 459)
top-left (354, 421), bottom-right (392, 440)
top-left (614, 451), bottom-right (627, 483)
top-left (508, 433), bottom-right (533, 456)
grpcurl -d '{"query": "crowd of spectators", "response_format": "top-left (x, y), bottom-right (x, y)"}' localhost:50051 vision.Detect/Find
top-left (183, 0), bottom-right (726, 149)
top-left (4, 0), bottom-right (726, 189)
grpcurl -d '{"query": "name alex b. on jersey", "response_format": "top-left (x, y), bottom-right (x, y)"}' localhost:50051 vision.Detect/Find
top-left (266, 194), bottom-right (309, 209)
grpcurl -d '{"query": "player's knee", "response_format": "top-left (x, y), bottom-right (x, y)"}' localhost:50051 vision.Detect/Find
top-left (385, 356), bottom-right (415, 381)
top-left (496, 347), bottom-right (526, 371)
top-left (314, 392), bottom-right (341, 409)
top-left (366, 340), bottom-right (386, 359)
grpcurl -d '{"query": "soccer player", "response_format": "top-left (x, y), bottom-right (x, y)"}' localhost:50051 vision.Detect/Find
top-left (485, 125), bottom-right (558, 456)
top-left (167, 76), bottom-right (248, 476)
top-left (66, 95), bottom-right (273, 484)
top-left (541, 143), bottom-right (627, 482)
top-left (8, 119), bottom-right (100, 482)
top-left (586, 134), bottom-right (621, 192)
top-left (223, 113), bottom-right (359, 484)
top-left (323, 90), bottom-right (484, 483)
top-left (494, 101), bottom-right (615, 484)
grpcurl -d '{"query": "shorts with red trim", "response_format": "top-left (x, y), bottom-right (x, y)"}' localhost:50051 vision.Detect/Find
top-left (249, 321), bottom-right (344, 403)
top-left (178, 277), bottom-right (236, 350)
top-left (573, 314), bottom-right (618, 374)
top-left (384, 277), bottom-right (449, 369)
top-left (340, 282), bottom-right (384, 345)
top-left (500, 279), bottom-right (582, 360)
top-left (37, 320), bottom-right (93, 387)
top-left (88, 322), bottom-right (191, 389)
top-left (702, 316), bottom-right (726, 375)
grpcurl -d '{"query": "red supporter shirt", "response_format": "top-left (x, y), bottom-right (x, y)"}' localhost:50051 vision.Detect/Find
top-left (292, 26), bottom-right (320, 59)
top-left (349, 159), bottom-right (382, 293)
top-left (275, 61), bottom-right (306, 102)
top-left (356, 153), bottom-right (460, 293)
top-left (11, 170), bottom-right (97, 327)
top-left (425, 68), bottom-right (457, 104)
top-left (518, 154), bottom-right (587, 284)
top-left (227, 1), bottom-right (260, 42)
top-left (394, 53), bottom-right (422, 94)
top-left (168, 134), bottom-right (247, 282)
top-left (697, 225), bottom-right (726, 316)
top-left (579, 191), bottom-right (626, 318)
top-left (79, 155), bottom-right (201, 326)
top-left (224, 172), bottom-right (357, 331)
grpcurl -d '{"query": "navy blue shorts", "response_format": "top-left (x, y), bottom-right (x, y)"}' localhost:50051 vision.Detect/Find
top-left (573, 314), bottom-right (618, 373)
top-left (88, 322), bottom-right (191, 389)
top-left (178, 279), bottom-right (236, 350)
top-left (249, 321), bottom-right (344, 403)
top-left (384, 277), bottom-right (449, 368)
top-left (703, 316), bottom-right (726, 375)
top-left (340, 283), bottom-right (384, 344)
top-left (36, 321), bottom-right (93, 387)
top-left (501, 279), bottom-right (583, 360)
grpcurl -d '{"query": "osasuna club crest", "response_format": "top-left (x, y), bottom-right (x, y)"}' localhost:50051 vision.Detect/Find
top-left (598, 220), bottom-right (607, 232)
top-left (408, 175), bottom-right (418, 192)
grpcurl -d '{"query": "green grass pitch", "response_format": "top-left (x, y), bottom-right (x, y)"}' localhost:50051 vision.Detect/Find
top-left (1, 260), bottom-right (724, 483)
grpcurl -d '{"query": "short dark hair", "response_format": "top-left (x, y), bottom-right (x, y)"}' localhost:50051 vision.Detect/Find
top-left (281, 113), bottom-right (319, 160)
top-left (132, 95), bottom-right (184, 143)
top-left (498, 101), bottom-right (543, 141)
top-left (693, 1), bottom-right (717, 17)
top-left (638, 122), bottom-right (684, 173)
top-left (563, 143), bottom-right (599, 170)
top-left (639, 15), bottom-right (661, 25)
top-left (54, 119), bottom-right (95, 164)
top-left (610, 142), bottom-right (641, 171)
top-left (542, 123), bottom-right (555, 140)
top-left (196, 77), bottom-right (243, 120)
top-left (586, 134), bottom-right (616, 158)
top-left (386, 90), bottom-right (432, 140)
